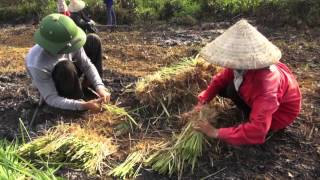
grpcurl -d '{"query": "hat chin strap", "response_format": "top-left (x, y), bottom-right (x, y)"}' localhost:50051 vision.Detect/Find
top-left (57, 43), bottom-right (72, 54)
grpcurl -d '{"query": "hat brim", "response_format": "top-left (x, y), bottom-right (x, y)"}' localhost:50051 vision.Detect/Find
top-left (34, 26), bottom-right (86, 55)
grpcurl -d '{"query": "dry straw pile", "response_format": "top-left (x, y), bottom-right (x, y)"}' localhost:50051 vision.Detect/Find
top-left (135, 57), bottom-right (220, 111)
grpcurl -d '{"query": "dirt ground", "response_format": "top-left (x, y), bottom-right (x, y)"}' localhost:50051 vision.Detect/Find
top-left (0, 21), bottom-right (319, 179)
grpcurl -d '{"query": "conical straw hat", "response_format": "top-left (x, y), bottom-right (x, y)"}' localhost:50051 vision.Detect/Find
top-left (200, 19), bottom-right (281, 70)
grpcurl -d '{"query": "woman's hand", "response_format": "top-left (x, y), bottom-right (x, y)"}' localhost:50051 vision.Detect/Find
top-left (194, 102), bottom-right (204, 112)
top-left (193, 120), bottom-right (219, 138)
top-left (81, 98), bottom-right (104, 112)
top-left (96, 87), bottom-right (111, 103)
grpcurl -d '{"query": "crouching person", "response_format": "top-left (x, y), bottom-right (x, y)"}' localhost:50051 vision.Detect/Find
top-left (57, 0), bottom-right (71, 16)
top-left (68, 0), bottom-right (98, 33)
top-left (25, 13), bottom-right (110, 112)
top-left (190, 20), bottom-right (302, 145)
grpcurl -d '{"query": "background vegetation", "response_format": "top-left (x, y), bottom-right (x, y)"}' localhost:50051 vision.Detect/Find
top-left (0, 0), bottom-right (319, 26)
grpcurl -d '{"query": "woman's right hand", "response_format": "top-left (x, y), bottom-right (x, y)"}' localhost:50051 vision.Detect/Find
top-left (81, 98), bottom-right (104, 112)
top-left (198, 90), bottom-right (207, 104)
top-left (194, 102), bottom-right (204, 112)
top-left (181, 102), bottom-right (204, 120)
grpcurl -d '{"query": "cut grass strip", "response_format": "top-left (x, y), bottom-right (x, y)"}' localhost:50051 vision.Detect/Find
top-left (19, 123), bottom-right (117, 175)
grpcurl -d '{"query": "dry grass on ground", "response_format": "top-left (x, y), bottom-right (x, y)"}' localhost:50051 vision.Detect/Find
top-left (0, 24), bottom-right (319, 179)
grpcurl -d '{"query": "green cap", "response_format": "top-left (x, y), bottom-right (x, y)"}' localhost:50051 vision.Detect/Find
top-left (34, 13), bottom-right (86, 55)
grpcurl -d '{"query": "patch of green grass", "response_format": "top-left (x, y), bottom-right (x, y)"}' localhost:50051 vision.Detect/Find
top-left (0, 139), bottom-right (62, 180)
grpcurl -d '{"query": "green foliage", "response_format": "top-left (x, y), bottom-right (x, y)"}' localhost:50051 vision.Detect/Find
top-left (211, 0), bottom-right (261, 14)
top-left (0, 139), bottom-right (62, 180)
top-left (255, 0), bottom-right (320, 26)
top-left (134, 0), bottom-right (164, 20)
top-left (134, 0), bottom-right (201, 22)
top-left (132, 0), bottom-right (320, 25)
top-left (0, 0), bottom-right (319, 26)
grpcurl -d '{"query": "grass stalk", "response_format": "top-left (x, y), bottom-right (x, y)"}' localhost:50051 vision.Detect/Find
top-left (108, 151), bottom-right (144, 179)
top-left (145, 121), bottom-right (204, 177)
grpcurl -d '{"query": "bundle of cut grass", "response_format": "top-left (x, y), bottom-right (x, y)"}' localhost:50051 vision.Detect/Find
top-left (145, 122), bottom-right (204, 177)
top-left (108, 150), bottom-right (144, 179)
top-left (19, 123), bottom-right (117, 175)
top-left (109, 139), bottom-right (166, 179)
top-left (86, 104), bottom-right (138, 137)
top-left (145, 100), bottom-right (229, 177)
top-left (135, 57), bottom-right (220, 109)
top-left (180, 98), bottom-right (229, 127)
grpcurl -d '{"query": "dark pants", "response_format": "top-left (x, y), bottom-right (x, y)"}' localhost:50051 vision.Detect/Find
top-left (218, 82), bottom-right (251, 118)
top-left (52, 34), bottom-right (103, 100)
top-left (106, 5), bottom-right (116, 25)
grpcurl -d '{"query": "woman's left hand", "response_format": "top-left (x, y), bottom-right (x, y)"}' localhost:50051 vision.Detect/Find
top-left (193, 120), bottom-right (219, 138)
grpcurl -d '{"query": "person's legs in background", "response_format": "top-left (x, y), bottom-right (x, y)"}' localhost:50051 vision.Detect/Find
top-left (106, 5), bottom-right (113, 25)
top-left (80, 33), bottom-right (103, 96)
top-left (111, 6), bottom-right (116, 25)
top-left (83, 33), bottom-right (103, 76)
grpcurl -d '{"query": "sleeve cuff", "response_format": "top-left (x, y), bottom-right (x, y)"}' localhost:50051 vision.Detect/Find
top-left (217, 128), bottom-right (228, 140)
top-left (75, 100), bottom-right (86, 111)
top-left (95, 84), bottom-right (106, 91)
top-left (198, 90), bottom-right (208, 104)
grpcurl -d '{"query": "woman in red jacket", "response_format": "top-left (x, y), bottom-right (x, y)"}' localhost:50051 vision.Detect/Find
top-left (192, 20), bottom-right (302, 146)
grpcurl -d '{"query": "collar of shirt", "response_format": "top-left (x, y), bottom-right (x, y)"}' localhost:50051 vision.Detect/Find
top-left (233, 69), bottom-right (246, 91)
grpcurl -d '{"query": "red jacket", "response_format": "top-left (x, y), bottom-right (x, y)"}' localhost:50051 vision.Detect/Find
top-left (198, 63), bottom-right (301, 145)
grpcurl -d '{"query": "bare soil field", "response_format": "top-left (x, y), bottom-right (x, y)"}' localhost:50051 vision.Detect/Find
top-left (0, 22), bottom-right (319, 179)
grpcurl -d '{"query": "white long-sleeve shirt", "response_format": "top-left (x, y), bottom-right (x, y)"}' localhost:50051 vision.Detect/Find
top-left (25, 45), bottom-right (105, 110)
